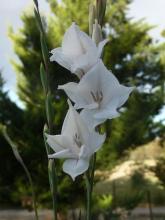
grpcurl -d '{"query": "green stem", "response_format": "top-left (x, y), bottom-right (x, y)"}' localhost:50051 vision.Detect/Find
top-left (48, 160), bottom-right (58, 220)
top-left (85, 153), bottom-right (96, 220)
top-left (33, 1), bottom-right (58, 219)
top-left (90, 153), bottom-right (96, 192)
top-left (85, 172), bottom-right (92, 220)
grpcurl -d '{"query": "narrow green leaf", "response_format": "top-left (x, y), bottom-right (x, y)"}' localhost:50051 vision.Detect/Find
top-left (43, 124), bottom-right (52, 155)
top-left (40, 33), bottom-right (49, 67)
top-left (40, 63), bottom-right (48, 94)
top-left (46, 92), bottom-right (54, 130)
top-left (34, 8), bottom-right (43, 33)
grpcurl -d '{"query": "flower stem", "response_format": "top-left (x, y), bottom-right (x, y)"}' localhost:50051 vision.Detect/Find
top-left (33, 1), bottom-right (58, 219)
top-left (48, 159), bottom-right (58, 220)
top-left (85, 153), bottom-right (96, 220)
top-left (85, 172), bottom-right (91, 220)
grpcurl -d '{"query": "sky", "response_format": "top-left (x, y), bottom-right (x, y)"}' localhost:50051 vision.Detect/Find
top-left (0, 0), bottom-right (165, 120)
top-left (0, 0), bottom-right (50, 107)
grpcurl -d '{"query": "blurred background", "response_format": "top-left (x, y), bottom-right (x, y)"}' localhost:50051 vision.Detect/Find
top-left (0, 0), bottom-right (165, 219)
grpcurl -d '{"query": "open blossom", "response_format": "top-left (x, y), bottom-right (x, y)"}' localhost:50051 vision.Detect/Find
top-left (46, 101), bottom-right (105, 180)
top-left (50, 22), bottom-right (108, 78)
top-left (58, 60), bottom-right (134, 129)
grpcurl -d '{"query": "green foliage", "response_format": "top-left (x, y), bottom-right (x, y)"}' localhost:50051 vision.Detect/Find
top-left (94, 194), bottom-right (113, 212)
top-left (154, 156), bottom-right (165, 186)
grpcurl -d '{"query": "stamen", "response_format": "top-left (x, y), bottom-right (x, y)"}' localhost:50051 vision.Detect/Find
top-left (74, 133), bottom-right (82, 148)
top-left (90, 90), bottom-right (103, 106)
top-left (90, 91), bottom-right (97, 102)
top-left (100, 91), bottom-right (103, 101)
top-left (77, 68), bottom-right (85, 79)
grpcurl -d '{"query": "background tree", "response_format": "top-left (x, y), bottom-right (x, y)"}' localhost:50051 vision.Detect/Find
top-left (0, 73), bottom-right (24, 206)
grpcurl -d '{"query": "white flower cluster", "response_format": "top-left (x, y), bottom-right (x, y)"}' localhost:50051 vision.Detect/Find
top-left (46, 23), bottom-right (134, 180)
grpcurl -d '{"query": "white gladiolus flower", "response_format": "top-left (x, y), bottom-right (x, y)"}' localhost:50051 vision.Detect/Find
top-left (58, 60), bottom-right (134, 129)
top-left (50, 22), bottom-right (108, 78)
top-left (46, 101), bottom-right (105, 180)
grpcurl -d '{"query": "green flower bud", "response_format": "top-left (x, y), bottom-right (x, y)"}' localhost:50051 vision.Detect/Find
top-left (96, 0), bottom-right (107, 26)
top-left (89, 3), bottom-right (96, 36)
top-left (33, 0), bottom-right (38, 9)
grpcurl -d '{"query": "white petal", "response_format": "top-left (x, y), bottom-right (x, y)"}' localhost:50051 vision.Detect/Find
top-left (79, 29), bottom-right (97, 52)
top-left (46, 132), bottom-right (80, 157)
top-left (94, 107), bottom-right (120, 120)
top-left (62, 23), bottom-right (84, 58)
top-left (74, 102), bottom-right (98, 110)
top-left (91, 61), bottom-right (120, 106)
top-left (79, 134), bottom-right (105, 156)
top-left (50, 48), bottom-right (72, 71)
top-left (58, 82), bottom-right (97, 110)
top-left (58, 82), bottom-right (81, 106)
top-left (80, 109), bottom-right (104, 130)
top-left (46, 134), bottom-right (73, 152)
top-left (102, 84), bottom-right (134, 110)
top-left (46, 134), bottom-right (65, 152)
top-left (63, 158), bottom-right (89, 180)
top-left (71, 51), bottom-right (97, 75)
top-left (88, 132), bottom-right (106, 153)
top-left (48, 149), bottom-right (76, 159)
top-left (91, 61), bottom-right (131, 108)
top-left (79, 60), bottom-right (101, 92)
top-left (79, 145), bottom-right (92, 158)
top-left (97, 39), bottom-right (109, 57)
top-left (116, 85), bottom-right (134, 107)
top-left (61, 103), bottom-right (78, 137)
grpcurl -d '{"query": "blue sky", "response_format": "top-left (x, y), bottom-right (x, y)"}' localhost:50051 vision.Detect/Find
top-left (0, 0), bottom-right (165, 121)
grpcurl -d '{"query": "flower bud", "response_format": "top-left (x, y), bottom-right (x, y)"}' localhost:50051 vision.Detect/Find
top-left (89, 3), bottom-right (96, 36)
top-left (92, 19), bottom-right (103, 45)
top-left (33, 0), bottom-right (38, 9)
top-left (96, 0), bottom-right (107, 26)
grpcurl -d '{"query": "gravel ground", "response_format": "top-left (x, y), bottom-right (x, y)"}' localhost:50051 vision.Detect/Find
top-left (0, 210), bottom-right (52, 220)
top-left (0, 208), bottom-right (165, 220)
